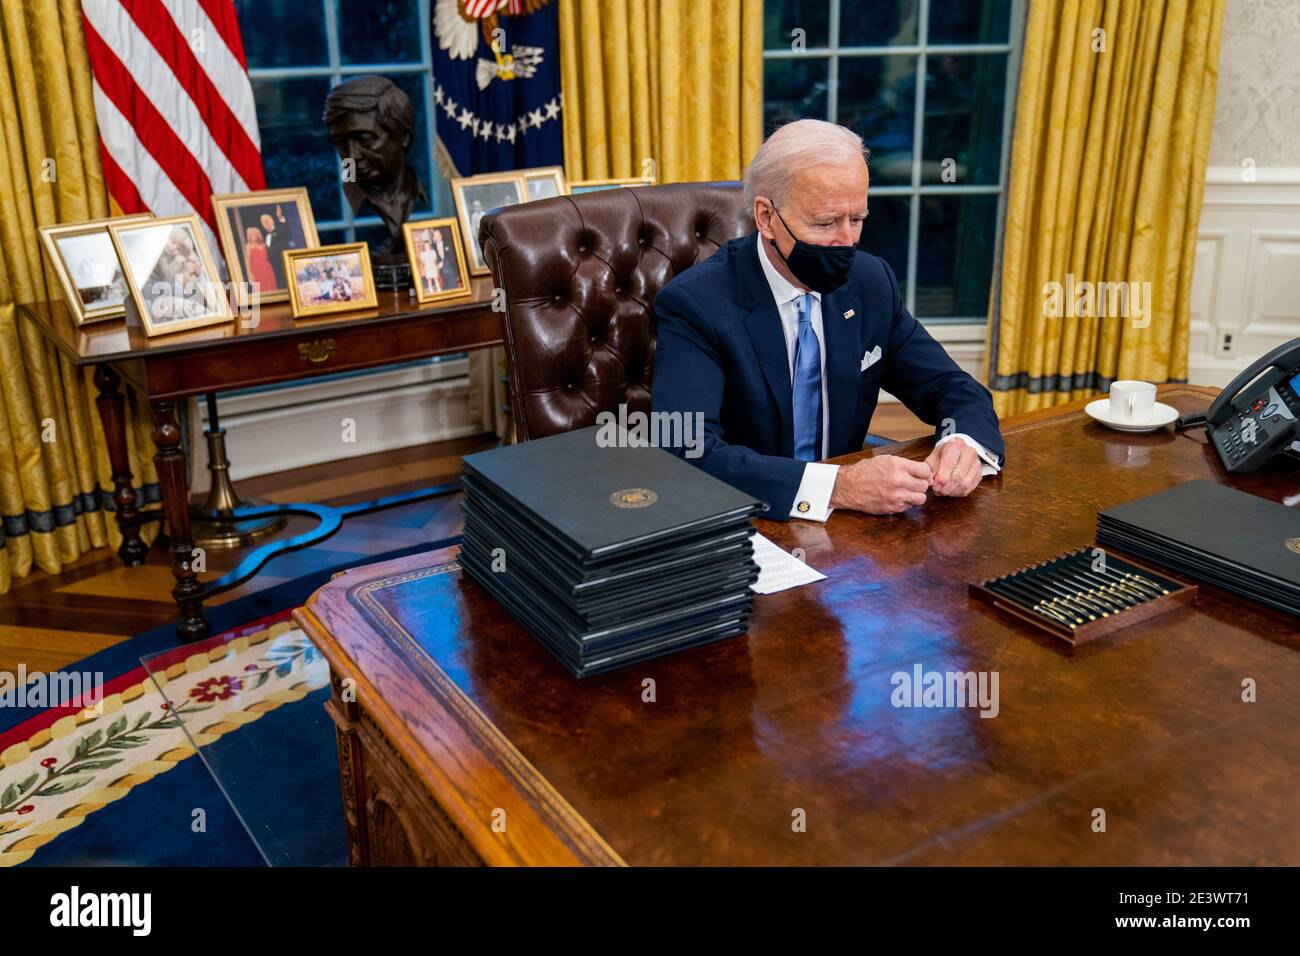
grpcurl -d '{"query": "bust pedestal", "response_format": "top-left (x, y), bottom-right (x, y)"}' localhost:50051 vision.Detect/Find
top-left (372, 250), bottom-right (413, 292)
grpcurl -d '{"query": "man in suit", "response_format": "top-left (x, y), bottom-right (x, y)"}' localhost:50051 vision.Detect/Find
top-left (651, 118), bottom-right (1003, 520)
top-left (260, 209), bottom-right (304, 288)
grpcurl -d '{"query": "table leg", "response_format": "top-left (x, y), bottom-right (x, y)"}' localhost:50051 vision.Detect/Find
top-left (150, 397), bottom-right (210, 642)
top-left (92, 364), bottom-right (149, 566)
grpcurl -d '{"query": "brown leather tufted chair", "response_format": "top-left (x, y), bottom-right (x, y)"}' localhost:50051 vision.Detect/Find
top-left (478, 182), bottom-right (755, 441)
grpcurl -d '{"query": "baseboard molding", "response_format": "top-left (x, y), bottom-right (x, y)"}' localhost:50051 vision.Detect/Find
top-left (190, 360), bottom-right (488, 493)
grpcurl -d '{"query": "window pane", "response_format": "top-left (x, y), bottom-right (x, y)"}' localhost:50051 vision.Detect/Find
top-left (837, 55), bottom-right (915, 186)
top-left (916, 194), bottom-right (998, 317)
top-left (922, 54), bottom-right (1007, 185)
top-left (336, 0), bottom-right (421, 65)
top-left (235, 0), bottom-right (328, 69)
top-left (764, 0), bottom-right (830, 50)
top-left (857, 194), bottom-right (909, 290)
top-left (764, 58), bottom-right (829, 133)
top-left (839, 0), bottom-right (918, 47)
top-left (928, 0), bottom-right (1012, 44)
top-left (253, 77), bottom-right (342, 223)
top-left (318, 224), bottom-right (350, 245)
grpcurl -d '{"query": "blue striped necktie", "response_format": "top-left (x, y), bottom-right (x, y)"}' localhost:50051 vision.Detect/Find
top-left (791, 292), bottom-right (822, 461)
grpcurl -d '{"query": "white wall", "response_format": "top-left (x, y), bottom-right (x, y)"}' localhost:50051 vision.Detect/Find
top-left (188, 355), bottom-right (495, 495)
top-left (1189, 0), bottom-right (1300, 387)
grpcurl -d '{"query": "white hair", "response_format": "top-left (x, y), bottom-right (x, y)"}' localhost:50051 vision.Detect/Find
top-left (742, 119), bottom-right (870, 211)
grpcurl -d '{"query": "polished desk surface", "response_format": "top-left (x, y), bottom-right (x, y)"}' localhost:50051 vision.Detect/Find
top-left (297, 385), bottom-right (1300, 866)
top-left (18, 276), bottom-right (499, 366)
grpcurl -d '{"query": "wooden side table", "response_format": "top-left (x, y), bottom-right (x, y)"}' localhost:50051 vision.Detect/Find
top-left (20, 280), bottom-right (505, 641)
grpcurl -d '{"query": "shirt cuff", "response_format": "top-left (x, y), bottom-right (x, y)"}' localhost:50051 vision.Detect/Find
top-left (790, 463), bottom-right (840, 521)
top-left (936, 433), bottom-right (1002, 477)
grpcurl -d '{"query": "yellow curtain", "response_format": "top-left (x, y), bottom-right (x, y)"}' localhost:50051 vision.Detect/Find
top-left (0, 0), bottom-right (159, 594)
top-left (559, 0), bottom-right (763, 183)
top-left (986, 0), bottom-right (1225, 417)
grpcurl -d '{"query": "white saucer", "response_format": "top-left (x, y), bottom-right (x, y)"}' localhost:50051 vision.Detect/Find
top-left (1085, 399), bottom-right (1179, 433)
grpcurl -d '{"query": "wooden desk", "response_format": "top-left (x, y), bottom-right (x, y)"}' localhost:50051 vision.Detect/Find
top-left (295, 385), bottom-right (1300, 866)
top-left (20, 282), bottom-right (503, 641)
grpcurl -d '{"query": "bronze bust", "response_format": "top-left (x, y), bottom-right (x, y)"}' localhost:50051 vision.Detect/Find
top-left (323, 75), bottom-right (427, 255)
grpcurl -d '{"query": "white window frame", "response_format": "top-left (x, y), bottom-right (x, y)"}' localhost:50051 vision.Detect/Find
top-left (763, 0), bottom-right (1026, 324)
top-left (245, 0), bottom-right (442, 242)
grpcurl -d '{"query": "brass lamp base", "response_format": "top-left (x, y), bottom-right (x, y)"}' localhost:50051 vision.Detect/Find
top-left (189, 397), bottom-right (287, 550)
top-left (191, 498), bottom-right (287, 549)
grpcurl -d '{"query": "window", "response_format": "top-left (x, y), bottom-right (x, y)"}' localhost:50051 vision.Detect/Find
top-left (235, 0), bottom-right (446, 248)
top-left (763, 0), bottom-right (1023, 322)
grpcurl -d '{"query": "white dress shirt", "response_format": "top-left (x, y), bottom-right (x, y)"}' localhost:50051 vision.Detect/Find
top-left (754, 235), bottom-right (1001, 521)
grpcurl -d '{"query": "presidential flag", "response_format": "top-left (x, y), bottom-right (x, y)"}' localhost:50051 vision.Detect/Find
top-left (431, 0), bottom-right (563, 176)
top-left (80, 0), bottom-right (265, 249)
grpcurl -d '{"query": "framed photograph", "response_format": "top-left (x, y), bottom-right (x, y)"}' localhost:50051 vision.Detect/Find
top-left (108, 214), bottom-right (233, 337)
top-left (568, 177), bottom-right (656, 194)
top-left (39, 214), bottom-right (153, 325)
top-left (284, 243), bottom-right (378, 318)
top-left (403, 218), bottom-right (471, 305)
top-left (520, 165), bottom-right (566, 200)
top-left (211, 187), bottom-right (319, 305)
top-left (451, 172), bottom-right (528, 275)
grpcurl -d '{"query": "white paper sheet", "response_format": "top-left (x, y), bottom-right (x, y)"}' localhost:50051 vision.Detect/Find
top-left (749, 532), bottom-right (826, 594)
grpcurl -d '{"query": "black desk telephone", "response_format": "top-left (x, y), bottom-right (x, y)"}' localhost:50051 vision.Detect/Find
top-left (1198, 338), bottom-right (1300, 472)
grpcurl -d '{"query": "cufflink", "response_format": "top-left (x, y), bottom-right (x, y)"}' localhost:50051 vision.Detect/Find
top-left (797, 500), bottom-right (811, 513)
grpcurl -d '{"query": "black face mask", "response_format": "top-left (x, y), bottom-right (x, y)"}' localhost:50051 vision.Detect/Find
top-left (768, 205), bottom-right (856, 294)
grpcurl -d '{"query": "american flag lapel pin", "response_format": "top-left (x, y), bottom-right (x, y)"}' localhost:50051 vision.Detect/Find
top-left (843, 308), bottom-right (855, 320)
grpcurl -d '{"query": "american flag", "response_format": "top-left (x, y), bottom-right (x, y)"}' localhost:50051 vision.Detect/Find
top-left (79, 0), bottom-right (265, 249)
top-left (463, 0), bottom-right (528, 16)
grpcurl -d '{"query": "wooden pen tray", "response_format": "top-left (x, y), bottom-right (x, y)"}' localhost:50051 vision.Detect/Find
top-left (968, 546), bottom-right (1198, 645)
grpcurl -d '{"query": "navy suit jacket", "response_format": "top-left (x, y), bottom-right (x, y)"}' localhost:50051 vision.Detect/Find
top-left (650, 231), bottom-right (1004, 519)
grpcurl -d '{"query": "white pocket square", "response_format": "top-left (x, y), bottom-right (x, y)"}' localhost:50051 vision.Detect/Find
top-left (860, 345), bottom-right (882, 372)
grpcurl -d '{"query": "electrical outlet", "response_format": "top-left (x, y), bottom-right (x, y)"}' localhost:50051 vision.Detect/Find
top-left (1216, 329), bottom-right (1236, 356)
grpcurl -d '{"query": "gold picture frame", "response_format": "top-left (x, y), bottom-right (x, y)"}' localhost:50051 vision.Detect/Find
top-left (402, 218), bottom-right (471, 305)
top-left (520, 165), bottom-right (567, 200)
top-left (567, 177), bottom-right (656, 194)
top-left (108, 214), bottom-right (234, 338)
top-left (211, 187), bottom-right (319, 306)
top-left (450, 171), bottom-right (529, 275)
top-left (284, 242), bottom-right (378, 318)
top-left (39, 213), bottom-right (153, 325)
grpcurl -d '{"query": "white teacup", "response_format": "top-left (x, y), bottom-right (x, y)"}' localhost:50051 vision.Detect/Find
top-left (1108, 380), bottom-right (1157, 422)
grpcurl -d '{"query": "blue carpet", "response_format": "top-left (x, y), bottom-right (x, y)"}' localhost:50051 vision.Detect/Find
top-left (8, 537), bottom-right (459, 867)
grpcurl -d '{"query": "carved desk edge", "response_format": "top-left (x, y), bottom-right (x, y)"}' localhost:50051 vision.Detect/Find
top-left (293, 551), bottom-right (627, 868)
top-left (291, 384), bottom-right (1217, 866)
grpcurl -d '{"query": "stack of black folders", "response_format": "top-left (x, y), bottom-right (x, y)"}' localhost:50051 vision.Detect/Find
top-left (1097, 479), bottom-right (1300, 618)
top-left (459, 425), bottom-right (763, 677)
